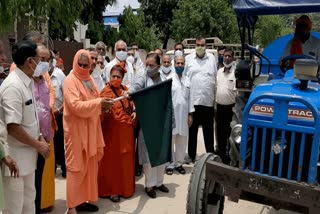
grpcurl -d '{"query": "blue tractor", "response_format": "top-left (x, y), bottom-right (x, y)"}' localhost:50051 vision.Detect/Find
top-left (187, 1), bottom-right (320, 214)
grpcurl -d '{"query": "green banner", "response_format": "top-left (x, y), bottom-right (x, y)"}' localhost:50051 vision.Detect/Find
top-left (130, 79), bottom-right (172, 167)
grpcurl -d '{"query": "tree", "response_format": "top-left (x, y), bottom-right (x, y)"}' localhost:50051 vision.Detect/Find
top-left (48, 0), bottom-right (85, 40)
top-left (171, 0), bottom-right (239, 44)
top-left (254, 15), bottom-right (291, 48)
top-left (104, 7), bottom-right (161, 51)
top-left (79, 0), bottom-right (116, 42)
top-left (0, 0), bottom-right (87, 38)
top-left (0, 0), bottom-right (116, 40)
top-left (139, 0), bottom-right (179, 49)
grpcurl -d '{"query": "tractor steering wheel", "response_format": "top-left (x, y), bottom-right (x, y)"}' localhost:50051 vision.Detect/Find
top-left (280, 54), bottom-right (315, 73)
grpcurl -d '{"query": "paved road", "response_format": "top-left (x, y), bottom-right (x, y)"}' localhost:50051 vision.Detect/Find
top-left (51, 130), bottom-right (299, 214)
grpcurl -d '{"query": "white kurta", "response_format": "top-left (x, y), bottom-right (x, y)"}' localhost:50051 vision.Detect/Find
top-left (185, 52), bottom-right (217, 107)
top-left (171, 73), bottom-right (194, 137)
top-left (104, 58), bottom-right (134, 88)
top-left (136, 73), bottom-right (168, 188)
top-left (90, 67), bottom-right (105, 92)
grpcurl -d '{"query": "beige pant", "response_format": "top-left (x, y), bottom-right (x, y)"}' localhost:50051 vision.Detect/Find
top-left (143, 163), bottom-right (166, 188)
top-left (3, 172), bottom-right (35, 214)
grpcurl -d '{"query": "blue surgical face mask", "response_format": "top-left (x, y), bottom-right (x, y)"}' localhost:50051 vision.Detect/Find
top-left (175, 66), bottom-right (184, 75)
top-left (218, 55), bottom-right (224, 64)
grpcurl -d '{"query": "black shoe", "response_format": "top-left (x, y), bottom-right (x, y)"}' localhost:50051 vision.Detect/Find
top-left (75, 203), bottom-right (99, 212)
top-left (135, 165), bottom-right (142, 176)
top-left (154, 184), bottom-right (169, 193)
top-left (109, 195), bottom-right (120, 203)
top-left (145, 187), bottom-right (156, 198)
top-left (175, 166), bottom-right (186, 174)
top-left (166, 168), bottom-right (173, 175)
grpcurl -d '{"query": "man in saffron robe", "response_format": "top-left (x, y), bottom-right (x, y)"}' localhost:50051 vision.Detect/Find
top-left (98, 64), bottom-right (136, 202)
top-left (63, 49), bottom-right (113, 214)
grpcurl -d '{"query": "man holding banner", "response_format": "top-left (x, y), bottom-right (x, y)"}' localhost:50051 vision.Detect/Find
top-left (129, 53), bottom-right (172, 199)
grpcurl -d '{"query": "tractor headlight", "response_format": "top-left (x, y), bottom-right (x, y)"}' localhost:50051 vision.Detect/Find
top-left (231, 124), bottom-right (242, 144)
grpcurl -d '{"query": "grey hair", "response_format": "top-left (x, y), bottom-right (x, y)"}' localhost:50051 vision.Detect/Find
top-left (114, 40), bottom-right (127, 51)
top-left (174, 55), bottom-right (185, 63)
top-left (95, 41), bottom-right (106, 48)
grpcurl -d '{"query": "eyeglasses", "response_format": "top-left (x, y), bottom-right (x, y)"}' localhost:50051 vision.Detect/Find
top-left (116, 48), bottom-right (126, 52)
top-left (78, 63), bottom-right (89, 69)
top-left (91, 57), bottom-right (98, 61)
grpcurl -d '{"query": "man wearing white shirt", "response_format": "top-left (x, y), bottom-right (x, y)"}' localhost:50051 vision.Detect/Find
top-left (49, 52), bottom-right (67, 178)
top-left (87, 48), bottom-right (105, 92)
top-left (160, 54), bottom-right (175, 79)
top-left (127, 47), bottom-right (145, 82)
top-left (215, 49), bottom-right (237, 164)
top-left (131, 43), bottom-right (145, 70)
top-left (185, 37), bottom-right (217, 163)
top-left (166, 56), bottom-right (194, 175)
top-left (95, 41), bottom-right (109, 67)
top-left (104, 40), bottom-right (134, 88)
top-left (0, 40), bottom-right (50, 214)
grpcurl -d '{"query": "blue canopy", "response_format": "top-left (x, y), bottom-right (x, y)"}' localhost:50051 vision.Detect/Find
top-left (233, 0), bottom-right (320, 16)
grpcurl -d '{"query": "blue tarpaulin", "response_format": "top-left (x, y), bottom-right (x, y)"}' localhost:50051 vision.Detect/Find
top-left (233, 0), bottom-right (320, 16)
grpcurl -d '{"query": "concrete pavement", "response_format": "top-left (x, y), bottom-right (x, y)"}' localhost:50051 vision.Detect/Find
top-left (51, 130), bottom-right (299, 214)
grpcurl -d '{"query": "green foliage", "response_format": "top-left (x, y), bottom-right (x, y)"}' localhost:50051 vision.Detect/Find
top-left (0, 0), bottom-right (17, 33)
top-left (104, 7), bottom-right (161, 51)
top-left (48, 0), bottom-right (84, 40)
top-left (139, 0), bottom-right (179, 48)
top-left (171, 0), bottom-right (239, 43)
top-left (0, 0), bottom-right (115, 40)
top-left (86, 20), bottom-right (104, 44)
top-left (79, 0), bottom-right (116, 42)
top-left (254, 15), bottom-right (291, 47)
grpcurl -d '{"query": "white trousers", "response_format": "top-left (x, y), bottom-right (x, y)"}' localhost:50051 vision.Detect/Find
top-left (3, 172), bottom-right (35, 214)
top-left (143, 163), bottom-right (166, 188)
top-left (167, 134), bottom-right (188, 169)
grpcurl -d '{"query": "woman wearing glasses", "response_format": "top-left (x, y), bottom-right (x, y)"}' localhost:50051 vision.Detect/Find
top-left (63, 49), bottom-right (113, 214)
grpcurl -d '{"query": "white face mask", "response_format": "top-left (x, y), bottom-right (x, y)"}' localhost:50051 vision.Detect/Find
top-left (223, 61), bottom-right (234, 69)
top-left (161, 66), bottom-right (171, 74)
top-left (174, 50), bottom-right (183, 57)
top-left (116, 51), bottom-right (127, 62)
top-left (32, 61), bottom-right (50, 77)
top-left (127, 55), bottom-right (135, 65)
top-left (0, 66), bottom-right (4, 74)
top-left (52, 59), bottom-right (57, 68)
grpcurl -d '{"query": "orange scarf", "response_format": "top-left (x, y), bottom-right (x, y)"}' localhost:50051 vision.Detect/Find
top-left (72, 49), bottom-right (92, 81)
